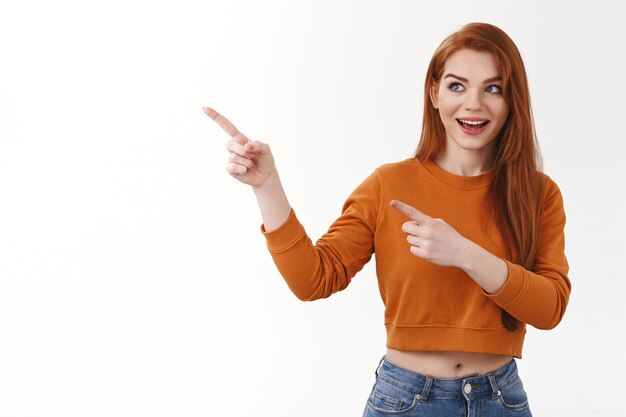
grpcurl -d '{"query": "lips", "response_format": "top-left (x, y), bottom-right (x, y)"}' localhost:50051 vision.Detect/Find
top-left (456, 118), bottom-right (490, 136)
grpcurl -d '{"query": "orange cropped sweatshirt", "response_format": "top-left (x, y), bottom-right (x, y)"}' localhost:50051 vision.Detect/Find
top-left (260, 158), bottom-right (571, 358)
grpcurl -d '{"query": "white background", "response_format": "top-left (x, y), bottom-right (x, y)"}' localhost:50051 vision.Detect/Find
top-left (1, 0), bottom-right (624, 416)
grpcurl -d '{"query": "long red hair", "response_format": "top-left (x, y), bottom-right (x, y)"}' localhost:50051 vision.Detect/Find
top-left (414, 23), bottom-right (545, 331)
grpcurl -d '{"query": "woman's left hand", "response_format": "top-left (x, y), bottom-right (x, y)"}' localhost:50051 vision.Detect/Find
top-left (390, 199), bottom-right (472, 268)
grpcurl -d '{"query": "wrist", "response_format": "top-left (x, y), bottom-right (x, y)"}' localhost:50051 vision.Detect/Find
top-left (459, 239), bottom-right (508, 294)
top-left (252, 169), bottom-right (279, 192)
top-left (459, 238), bottom-right (481, 273)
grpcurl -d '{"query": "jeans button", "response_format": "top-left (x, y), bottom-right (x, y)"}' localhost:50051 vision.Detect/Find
top-left (464, 383), bottom-right (472, 394)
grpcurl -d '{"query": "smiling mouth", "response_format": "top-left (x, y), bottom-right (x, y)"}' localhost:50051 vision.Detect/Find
top-left (456, 118), bottom-right (490, 129)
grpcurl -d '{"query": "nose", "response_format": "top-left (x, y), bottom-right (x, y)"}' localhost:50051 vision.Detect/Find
top-left (464, 89), bottom-right (483, 111)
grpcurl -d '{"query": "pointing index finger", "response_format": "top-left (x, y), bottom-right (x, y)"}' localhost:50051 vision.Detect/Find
top-left (390, 200), bottom-right (431, 223)
top-left (203, 107), bottom-right (250, 144)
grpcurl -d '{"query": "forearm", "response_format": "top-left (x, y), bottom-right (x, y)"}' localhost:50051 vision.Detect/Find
top-left (453, 178), bottom-right (570, 329)
top-left (459, 239), bottom-right (508, 294)
top-left (260, 168), bottom-right (379, 302)
top-left (459, 239), bottom-right (570, 329)
top-left (253, 171), bottom-right (292, 233)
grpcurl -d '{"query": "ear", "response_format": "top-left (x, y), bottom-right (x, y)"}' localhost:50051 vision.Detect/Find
top-left (429, 82), bottom-right (439, 109)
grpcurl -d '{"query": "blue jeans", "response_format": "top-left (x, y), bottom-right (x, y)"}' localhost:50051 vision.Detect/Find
top-left (362, 355), bottom-right (533, 416)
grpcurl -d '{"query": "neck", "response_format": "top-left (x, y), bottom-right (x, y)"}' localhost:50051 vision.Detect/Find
top-left (435, 142), bottom-right (495, 176)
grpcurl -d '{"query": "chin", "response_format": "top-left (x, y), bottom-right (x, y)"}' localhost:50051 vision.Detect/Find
top-left (450, 136), bottom-right (495, 152)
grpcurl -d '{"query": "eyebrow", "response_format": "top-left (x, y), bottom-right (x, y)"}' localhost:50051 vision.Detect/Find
top-left (444, 73), bottom-right (502, 83)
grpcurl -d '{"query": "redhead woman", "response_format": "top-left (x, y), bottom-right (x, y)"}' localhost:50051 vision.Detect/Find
top-left (206, 22), bottom-right (570, 417)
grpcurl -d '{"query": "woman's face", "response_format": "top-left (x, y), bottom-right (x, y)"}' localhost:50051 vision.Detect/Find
top-left (431, 49), bottom-right (509, 159)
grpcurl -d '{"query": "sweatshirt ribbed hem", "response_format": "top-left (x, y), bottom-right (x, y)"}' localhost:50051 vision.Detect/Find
top-left (385, 323), bottom-right (525, 359)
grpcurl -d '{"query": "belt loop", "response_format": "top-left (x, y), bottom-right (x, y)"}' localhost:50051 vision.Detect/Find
top-left (375, 355), bottom-right (385, 378)
top-left (417, 376), bottom-right (433, 403)
top-left (486, 372), bottom-right (501, 400)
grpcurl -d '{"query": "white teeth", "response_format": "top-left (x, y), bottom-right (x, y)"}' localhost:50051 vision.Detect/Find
top-left (458, 119), bottom-right (488, 126)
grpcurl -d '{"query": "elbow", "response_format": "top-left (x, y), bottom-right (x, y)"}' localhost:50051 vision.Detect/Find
top-left (293, 290), bottom-right (307, 301)
top-left (288, 265), bottom-right (349, 302)
top-left (293, 289), bottom-right (321, 302)
top-left (532, 274), bottom-right (571, 330)
top-left (279, 268), bottom-right (328, 302)
top-left (532, 299), bottom-right (569, 330)
top-left (533, 316), bottom-right (562, 331)
top-left (291, 280), bottom-right (344, 302)
top-left (289, 282), bottom-right (329, 302)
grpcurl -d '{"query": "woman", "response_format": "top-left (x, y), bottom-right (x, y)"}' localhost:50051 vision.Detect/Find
top-left (206, 22), bottom-right (570, 417)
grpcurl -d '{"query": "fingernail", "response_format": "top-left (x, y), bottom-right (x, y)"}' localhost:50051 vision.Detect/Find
top-left (203, 107), bottom-right (216, 118)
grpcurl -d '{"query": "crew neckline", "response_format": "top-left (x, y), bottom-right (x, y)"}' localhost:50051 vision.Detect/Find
top-left (416, 158), bottom-right (492, 191)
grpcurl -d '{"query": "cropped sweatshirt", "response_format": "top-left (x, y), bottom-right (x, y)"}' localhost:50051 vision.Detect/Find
top-left (260, 158), bottom-right (571, 358)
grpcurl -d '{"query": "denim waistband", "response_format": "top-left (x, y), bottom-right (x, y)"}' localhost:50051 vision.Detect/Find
top-left (374, 355), bottom-right (520, 401)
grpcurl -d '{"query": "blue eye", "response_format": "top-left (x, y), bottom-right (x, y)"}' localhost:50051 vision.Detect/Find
top-left (448, 82), bottom-right (465, 92)
top-left (485, 85), bottom-right (502, 94)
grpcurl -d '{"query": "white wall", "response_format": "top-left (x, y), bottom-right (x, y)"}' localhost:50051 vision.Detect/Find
top-left (0, 0), bottom-right (624, 415)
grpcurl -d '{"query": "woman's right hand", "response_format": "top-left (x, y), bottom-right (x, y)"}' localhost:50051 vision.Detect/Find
top-left (203, 107), bottom-right (277, 188)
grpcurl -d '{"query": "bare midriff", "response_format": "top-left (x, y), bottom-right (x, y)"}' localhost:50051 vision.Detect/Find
top-left (385, 348), bottom-right (513, 378)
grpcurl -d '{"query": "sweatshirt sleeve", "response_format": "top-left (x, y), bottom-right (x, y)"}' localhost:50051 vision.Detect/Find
top-left (260, 169), bottom-right (382, 301)
top-left (483, 177), bottom-right (571, 330)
